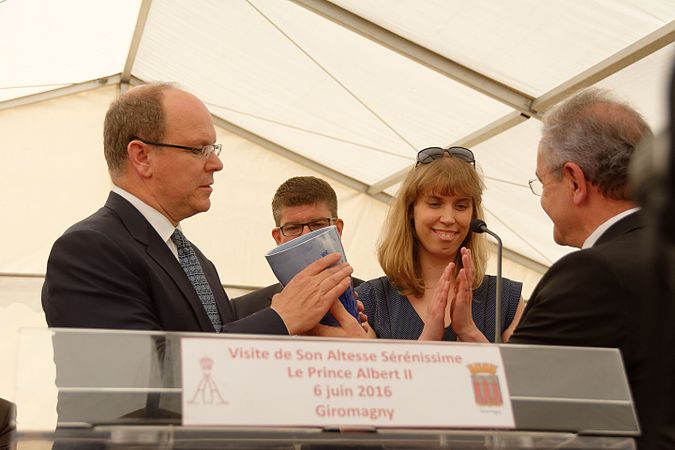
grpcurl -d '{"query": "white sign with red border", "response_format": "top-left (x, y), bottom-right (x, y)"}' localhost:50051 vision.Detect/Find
top-left (181, 337), bottom-right (514, 428)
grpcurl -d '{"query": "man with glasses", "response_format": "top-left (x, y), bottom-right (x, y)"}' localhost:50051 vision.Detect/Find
top-left (42, 84), bottom-right (357, 336)
top-left (454, 88), bottom-right (662, 448)
top-left (233, 176), bottom-right (364, 319)
top-left (515, 88), bottom-right (666, 449)
top-left (509, 89), bottom-right (651, 346)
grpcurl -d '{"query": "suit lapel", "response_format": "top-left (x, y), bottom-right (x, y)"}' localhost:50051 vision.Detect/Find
top-left (105, 192), bottom-right (216, 332)
top-left (521, 211), bottom-right (643, 323)
top-left (595, 211), bottom-right (643, 247)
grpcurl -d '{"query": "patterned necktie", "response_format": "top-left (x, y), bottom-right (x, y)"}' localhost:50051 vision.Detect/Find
top-left (171, 229), bottom-right (223, 332)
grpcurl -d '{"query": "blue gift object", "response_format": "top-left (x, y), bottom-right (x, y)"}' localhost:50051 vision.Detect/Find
top-left (320, 283), bottom-right (358, 326)
top-left (265, 226), bottom-right (359, 326)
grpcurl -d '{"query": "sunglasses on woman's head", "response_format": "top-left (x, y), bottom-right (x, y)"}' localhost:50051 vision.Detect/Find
top-left (415, 146), bottom-right (476, 167)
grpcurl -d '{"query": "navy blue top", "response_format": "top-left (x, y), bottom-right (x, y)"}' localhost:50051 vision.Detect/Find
top-left (356, 275), bottom-right (522, 342)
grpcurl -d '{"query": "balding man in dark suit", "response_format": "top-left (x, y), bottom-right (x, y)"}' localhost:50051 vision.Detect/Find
top-left (42, 84), bottom-right (360, 336)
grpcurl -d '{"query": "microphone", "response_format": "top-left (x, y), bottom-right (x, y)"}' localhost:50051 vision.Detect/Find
top-left (470, 219), bottom-right (488, 233)
top-left (470, 219), bottom-right (503, 343)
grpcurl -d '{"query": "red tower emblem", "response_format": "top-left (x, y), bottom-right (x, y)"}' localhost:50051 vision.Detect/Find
top-left (467, 363), bottom-right (503, 406)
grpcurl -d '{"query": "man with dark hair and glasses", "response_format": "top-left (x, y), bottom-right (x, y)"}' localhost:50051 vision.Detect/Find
top-left (233, 176), bottom-right (365, 320)
top-left (42, 84), bottom-right (358, 336)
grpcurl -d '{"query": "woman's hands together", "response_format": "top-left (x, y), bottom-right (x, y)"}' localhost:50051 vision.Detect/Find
top-left (420, 248), bottom-right (488, 343)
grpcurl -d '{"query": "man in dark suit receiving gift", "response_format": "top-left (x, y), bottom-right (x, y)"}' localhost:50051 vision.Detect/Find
top-left (233, 176), bottom-right (363, 319)
top-left (42, 83), bottom-right (360, 336)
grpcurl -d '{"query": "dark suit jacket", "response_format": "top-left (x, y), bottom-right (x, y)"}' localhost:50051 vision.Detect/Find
top-left (0, 398), bottom-right (15, 450)
top-left (42, 192), bottom-right (287, 335)
top-left (233, 278), bottom-right (364, 319)
top-left (510, 211), bottom-right (660, 447)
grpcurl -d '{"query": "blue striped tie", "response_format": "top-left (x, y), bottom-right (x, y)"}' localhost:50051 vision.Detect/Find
top-left (171, 229), bottom-right (222, 332)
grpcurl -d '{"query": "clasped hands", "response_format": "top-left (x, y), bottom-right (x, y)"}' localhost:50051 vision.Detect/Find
top-left (419, 248), bottom-right (488, 342)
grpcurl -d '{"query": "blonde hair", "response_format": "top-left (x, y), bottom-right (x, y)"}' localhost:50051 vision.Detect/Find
top-left (378, 156), bottom-right (487, 296)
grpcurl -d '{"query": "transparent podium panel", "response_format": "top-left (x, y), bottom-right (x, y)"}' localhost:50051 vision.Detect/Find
top-left (15, 328), bottom-right (186, 431)
top-left (15, 428), bottom-right (637, 450)
top-left (14, 328), bottom-right (637, 449)
top-left (500, 345), bottom-right (638, 435)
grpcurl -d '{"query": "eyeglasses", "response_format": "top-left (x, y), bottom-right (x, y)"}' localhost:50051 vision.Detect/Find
top-left (278, 218), bottom-right (336, 237)
top-left (528, 166), bottom-right (562, 196)
top-left (136, 138), bottom-right (222, 158)
top-left (528, 178), bottom-right (544, 196)
top-left (415, 146), bottom-right (476, 167)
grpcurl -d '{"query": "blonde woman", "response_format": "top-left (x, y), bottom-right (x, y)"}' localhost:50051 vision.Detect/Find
top-left (356, 147), bottom-right (525, 342)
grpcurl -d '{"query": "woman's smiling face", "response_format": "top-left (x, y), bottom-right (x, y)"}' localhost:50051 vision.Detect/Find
top-left (412, 190), bottom-right (473, 261)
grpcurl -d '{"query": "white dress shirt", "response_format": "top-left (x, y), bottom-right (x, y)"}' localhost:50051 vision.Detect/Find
top-left (111, 185), bottom-right (180, 260)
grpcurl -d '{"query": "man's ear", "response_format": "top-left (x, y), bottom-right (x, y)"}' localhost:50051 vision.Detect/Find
top-left (335, 218), bottom-right (345, 237)
top-left (127, 140), bottom-right (152, 178)
top-left (563, 162), bottom-right (589, 206)
top-left (272, 227), bottom-right (283, 245)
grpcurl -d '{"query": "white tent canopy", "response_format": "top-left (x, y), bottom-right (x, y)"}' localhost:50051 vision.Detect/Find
top-left (1, 0), bottom-right (674, 285)
top-left (1, 0), bottom-right (674, 400)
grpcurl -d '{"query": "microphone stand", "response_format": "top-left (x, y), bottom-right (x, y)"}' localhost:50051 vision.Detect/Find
top-left (470, 219), bottom-right (503, 343)
top-left (484, 229), bottom-right (503, 344)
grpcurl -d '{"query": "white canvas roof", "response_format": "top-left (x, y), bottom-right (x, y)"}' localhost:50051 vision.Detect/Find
top-left (1, 0), bottom-right (674, 295)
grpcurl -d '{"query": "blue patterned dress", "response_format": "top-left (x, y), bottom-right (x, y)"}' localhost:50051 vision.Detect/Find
top-left (356, 275), bottom-right (522, 342)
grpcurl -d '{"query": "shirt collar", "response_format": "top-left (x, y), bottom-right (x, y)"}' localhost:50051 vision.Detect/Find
top-left (582, 207), bottom-right (640, 249)
top-left (111, 185), bottom-right (180, 258)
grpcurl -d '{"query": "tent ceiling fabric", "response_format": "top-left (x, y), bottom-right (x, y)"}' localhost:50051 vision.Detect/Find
top-left (329, 0), bottom-right (675, 96)
top-left (1, 0), bottom-right (674, 273)
top-left (0, 1), bottom-right (139, 102)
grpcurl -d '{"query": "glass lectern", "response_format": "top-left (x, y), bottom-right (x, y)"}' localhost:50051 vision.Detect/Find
top-left (13, 328), bottom-right (637, 449)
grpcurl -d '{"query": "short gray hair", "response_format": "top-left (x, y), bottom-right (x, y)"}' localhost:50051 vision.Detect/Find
top-left (539, 88), bottom-right (652, 200)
